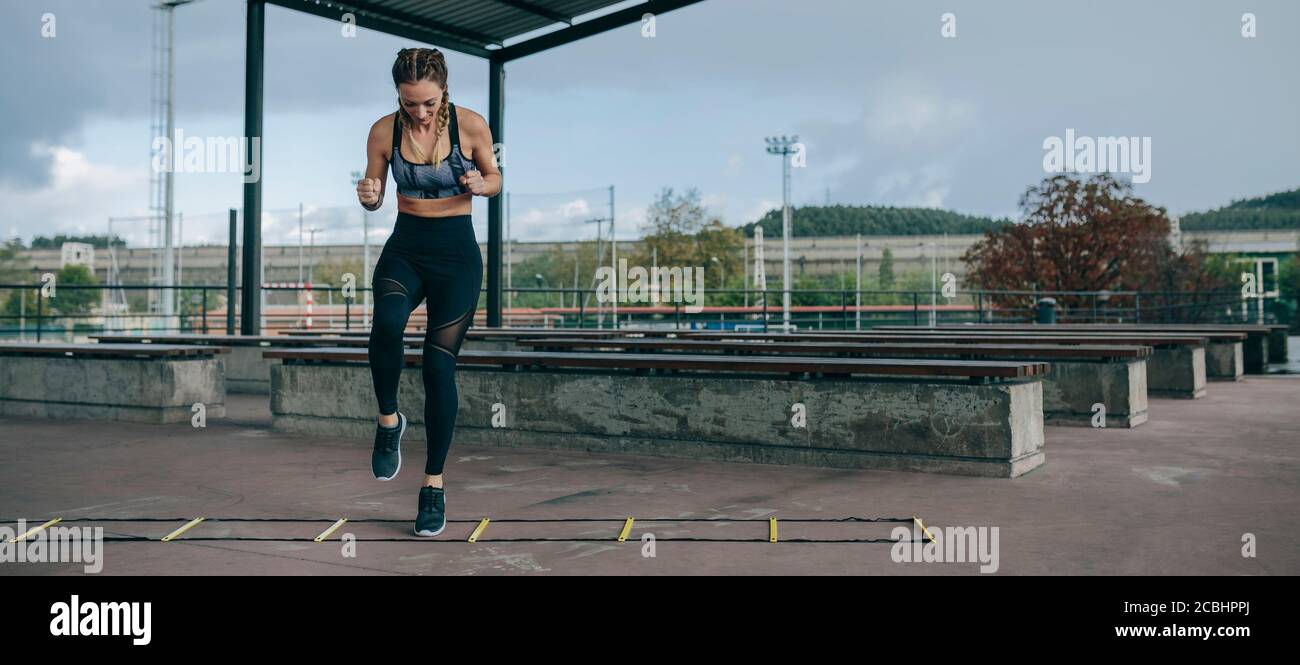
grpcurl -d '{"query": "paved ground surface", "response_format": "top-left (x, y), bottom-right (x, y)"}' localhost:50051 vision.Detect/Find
top-left (2, 353), bottom-right (1297, 576)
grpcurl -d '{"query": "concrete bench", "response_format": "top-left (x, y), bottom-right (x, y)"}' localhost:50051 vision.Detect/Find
top-left (684, 331), bottom-right (1211, 399)
top-left (1264, 324), bottom-right (1289, 364)
top-left (263, 347), bottom-right (1049, 478)
top-left (997, 323), bottom-right (1281, 367)
top-left (519, 337), bottom-right (1151, 428)
top-left (888, 323), bottom-right (1258, 376)
top-left (0, 343), bottom-right (227, 423)
top-left (462, 329), bottom-right (636, 351)
top-left (281, 327), bottom-right (656, 352)
top-left (92, 333), bottom-right (363, 395)
top-left (90, 330), bottom-right (644, 393)
top-left (93, 333), bottom-right (454, 395)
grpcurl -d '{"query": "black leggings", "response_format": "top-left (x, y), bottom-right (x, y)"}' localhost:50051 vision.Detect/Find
top-left (368, 212), bottom-right (482, 476)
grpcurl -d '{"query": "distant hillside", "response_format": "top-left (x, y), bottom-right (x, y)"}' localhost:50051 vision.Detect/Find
top-left (742, 204), bottom-right (1009, 238)
top-left (29, 234), bottom-right (127, 249)
top-left (1224, 188), bottom-right (1300, 210)
top-left (1180, 187), bottom-right (1300, 231)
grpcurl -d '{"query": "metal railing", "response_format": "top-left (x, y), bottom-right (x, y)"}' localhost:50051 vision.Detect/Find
top-left (0, 283), bottom-right (1273, 339)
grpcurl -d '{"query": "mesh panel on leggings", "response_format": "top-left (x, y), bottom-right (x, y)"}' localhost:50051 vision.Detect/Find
top-left (375, 277), bottom-right (410, 299)
top-left (425, 306), bottom-right (473, 359)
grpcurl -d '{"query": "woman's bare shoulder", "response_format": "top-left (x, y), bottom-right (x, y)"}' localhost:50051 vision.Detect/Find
top-left (367, 112), bottom-right (397, 149)
top-left (454, 105), bottom-right (488, 135)
top-left (371, 112), bottom-right (399, 135)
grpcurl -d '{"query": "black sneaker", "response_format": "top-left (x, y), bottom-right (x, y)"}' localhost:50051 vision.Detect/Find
top-left (371, 412), bottom-right (405, 481)
top-left (414, 486), bottom-right (446, 537)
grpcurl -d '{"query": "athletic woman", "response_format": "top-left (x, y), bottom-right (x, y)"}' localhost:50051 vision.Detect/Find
top-left (355, 47), bottom-right (500, 537)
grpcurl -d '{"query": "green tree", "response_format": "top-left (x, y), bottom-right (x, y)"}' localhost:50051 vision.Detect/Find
top-left (1181, 187), bottom-right (1300, 231)
top-left (0, 238), bottom-right (28, 282)
top-left (48, 264), bottom-right (99, 316)
top-left (0, 239), bottom-right (33, 327)
top-left (632, 187), bottom-right (743, 290)
top-left (178, 288), bottom-right (226, 332)
top-left (30, 234), bottom-right (125, 249)
top-left (512, 245), bottom-right (579, 310)
top-left (1281, 254), bottom-right (1300, 304)
top-left (311, 258), bottom-right (364, 292)
top-left (0, 288), bottom-right (37, 323)
top-left (498, 238), bottom-right (622, 319)
top-left (696, 219), bottom-right (743, 290)
top-left (1279, 254), bottom-right (1300, 330)
top-left (878, 247), bottom-right (895, 289)
top-left (634, 187), bottom-right (707, 268)
top-left (743, 204), bottom-right (1008, 238)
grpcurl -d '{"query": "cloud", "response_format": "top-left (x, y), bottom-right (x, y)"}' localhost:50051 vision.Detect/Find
top-left (0, 1), bottom-right (122, 187)
top-left (872, 164), bottom-right (954, 209)
top-left (0, 0), bottom-right (478, 189)
top-left (0, 144), bottom-right (150, 241)
top-left (721, 154), bottom-right (743, 177)
top-left (4, 0), bottom-right (1298, 240)
top-left (617, 206), bottom-right (647, 240)
top-left (788, 74), bottom-right (978, 210)
top-left (862, 89), bottom-right (976, 149)
top-left (700, 192), bottom-right (725, 209)
top-left (509, 195), bottom-right (599, 242)
top-left (742, 199), bottom-right (782, 225)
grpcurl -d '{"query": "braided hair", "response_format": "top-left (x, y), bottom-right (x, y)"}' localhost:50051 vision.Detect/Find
top-left (391, 47), bottom-right (450, 167)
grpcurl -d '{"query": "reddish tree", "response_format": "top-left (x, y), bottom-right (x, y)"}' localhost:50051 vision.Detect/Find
top-left (963, 173), bottom-right (1231, 320)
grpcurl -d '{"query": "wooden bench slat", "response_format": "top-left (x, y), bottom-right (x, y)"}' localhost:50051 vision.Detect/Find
top-left (90, 334), bottom-right (1144, 361)
top-left (891, 323), bottom-right (1279, 333)
top-left (261, 347), bottom-right (1049, 378)
top-left (792, 330), bottom-right (1229, 340)
top-left (0, 343), bottom-right (230, 357)
top-left (871, 325), bottom-right (1249, 341)
top-left (92, 334), bottom-right (366, 347)
top-left (681, 331), bottom-right (1210, 346)
top-left (269, 328), bottom-right (1214, 345)
top-left (279, 328), bottom-right (624, 338)
top-left (517, 338), bottom-right (1152, 359)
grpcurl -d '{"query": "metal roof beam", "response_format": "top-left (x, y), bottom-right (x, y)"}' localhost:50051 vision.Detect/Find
top-left (488, 0), bottom-right (573, 25)
top-left (339, 0), bottom-right (504, 47)
top-left (264, 0), bottom-right (493, 57)
top-left (493, 0), bottom-right (706, 62)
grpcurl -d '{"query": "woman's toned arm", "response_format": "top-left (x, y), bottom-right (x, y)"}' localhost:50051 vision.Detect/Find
top-left (457, 109), bottom-right (501, 198)
top-left (356, 115), bottom-right (391, 210)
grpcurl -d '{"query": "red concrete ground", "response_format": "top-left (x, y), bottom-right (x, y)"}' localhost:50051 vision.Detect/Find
top-left (1, 375), bottom-right (1297, 576)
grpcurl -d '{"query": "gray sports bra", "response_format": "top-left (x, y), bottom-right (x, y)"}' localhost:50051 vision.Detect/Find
top-left (390, 101), bottom-right (476, 199)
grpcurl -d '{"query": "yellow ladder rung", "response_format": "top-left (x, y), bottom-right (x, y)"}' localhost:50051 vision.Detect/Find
top-left (769, 517), bottom-right (778, 543)
top-left (161, 517), bottom-right (205, 542)
top-left (9, 518), bottom-right (62, 543)
top-left (617, 517), bottom-right (635, 542)
top-left (912, 516), bottom-right (937, 544)
top-left (314, 518), bottom-right (348, 542)
top-left (467, 518), bottom-right (490, 543)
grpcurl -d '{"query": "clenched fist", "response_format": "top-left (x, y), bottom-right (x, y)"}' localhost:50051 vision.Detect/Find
top-left (356, 177), bottom-right (381, 207)
top-left (459, 169), bottom-right (486, 196)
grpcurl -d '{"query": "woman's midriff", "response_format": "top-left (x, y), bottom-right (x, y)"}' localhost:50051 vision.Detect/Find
top-left (397, 191), bottom-right (472, 218)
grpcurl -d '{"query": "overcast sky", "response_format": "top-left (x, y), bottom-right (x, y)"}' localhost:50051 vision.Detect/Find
top-left (1, 0), bottom-right (1296, 248)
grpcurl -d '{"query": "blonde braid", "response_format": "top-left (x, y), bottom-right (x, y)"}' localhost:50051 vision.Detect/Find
top-left (399, 48), bottom-right (418, 128)
top-left (421, 48), bottom-right (449, 168)
top-left (433, 86), bottom-right (451, 168)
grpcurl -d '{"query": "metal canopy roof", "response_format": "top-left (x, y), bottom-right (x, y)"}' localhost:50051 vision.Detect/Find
top-left (265, 0), bottom-right (706, 61)
top-left (241, 0), bottom-right (709, 332)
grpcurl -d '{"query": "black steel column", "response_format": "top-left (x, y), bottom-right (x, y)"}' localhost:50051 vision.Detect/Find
top-left (227, 208), bottom-right (237, 334)
top-left (486, 56), bottom-right (505, 327)
top-left (240, 0), bottom-right (264, 335)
